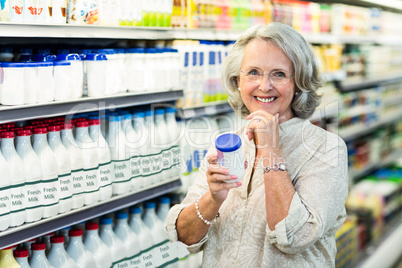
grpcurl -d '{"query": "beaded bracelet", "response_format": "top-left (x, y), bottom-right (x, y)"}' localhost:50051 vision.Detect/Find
top-left (195, 197), bottom-right (220, 226)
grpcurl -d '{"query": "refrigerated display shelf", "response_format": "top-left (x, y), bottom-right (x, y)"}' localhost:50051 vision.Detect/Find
top-left (0, 23), bottom-right (402, 45)
top-left (339, 110), bottom-right (402, 142)
top-left (336, 74), bottom-right (402, 92)
top-left (180, 100), bottom-right (233, 119)
top-left (0, 89), bottom-right (184, 124)
top-left (0, 178), bottom-right (182, 249)
top-left (348, 149), bottom-right (402, 182)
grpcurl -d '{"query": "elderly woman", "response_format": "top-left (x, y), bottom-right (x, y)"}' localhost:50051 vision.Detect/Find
top-left (166, 22), bottom-right (348, 267)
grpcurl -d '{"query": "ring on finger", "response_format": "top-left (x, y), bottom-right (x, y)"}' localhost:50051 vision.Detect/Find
top-left (254, 119), bottom-right (261, 123)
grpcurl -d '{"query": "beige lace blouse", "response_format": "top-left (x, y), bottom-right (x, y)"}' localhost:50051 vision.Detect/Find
top-left (166, 117), bottom-right (349, 267)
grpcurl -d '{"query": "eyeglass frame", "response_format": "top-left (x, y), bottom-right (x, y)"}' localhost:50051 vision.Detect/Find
top-left (239, 69), bottom-right (294, 85)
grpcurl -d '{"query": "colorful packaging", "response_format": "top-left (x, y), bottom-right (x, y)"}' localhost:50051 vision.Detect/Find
top-left (67, 0), bottom-right (99, 25)
top-left (0, 0), bottom-right (10, 22)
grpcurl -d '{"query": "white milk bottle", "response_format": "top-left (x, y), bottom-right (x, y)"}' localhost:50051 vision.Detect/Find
top-left (122, 114), bottom-right (141, 192)
top-left (33, 127), bottom-right (60, 218)
top-left (89, 119), bottom-right (113, 201)
top-left (48, 125), bottom-right (73, 213)
top-left (29, 243), bottom-right (54, 268)
top-left (75, 121), bottom-right (100, 205)
top-left (165, 108), bottom-right (181, 178)
top-left (99, 217), bottom-right (126, 261)
top-left (154, 109), bottom-right (171, 182)
top-left (1, 131), bottom-right (26, 227)
top-left (58, 226), bottom-right (71, 247)
top-left (107, 115), bottom-right (131, 195)
top-left (61, 123), bottom-right (86, 209)
top-left (156, 196), bottom-right (170, 224)
top-left (132, 111), bottom-right (149, 189)
top-left (23, 238), bottom-right (37, 258)
top-left (142, 201), bottom-right (167, 244)
top-left (40, 232), bottom-right (55, 255)
top-left (0, 147), bottom-right (11, 231)
top-left (66, 229), bottom-right (97, 268)
top-left (114, 211), bottom-right (142, 258)
top-left (48, 235), bottom-right (78, 268)
top-left (145, 110), bottom-right (161, 185)
top-left (84, 222), bottom-right (112, 268)
top-left (129, 206), bottom-right (154, 250)
top-left (13, 248), bottom-right (30, 268)
top-left (16, 129), bottom-right (43, 223)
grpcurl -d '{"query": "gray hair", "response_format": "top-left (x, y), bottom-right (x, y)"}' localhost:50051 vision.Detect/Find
top-left (222, 22), bottom-right (324, 119)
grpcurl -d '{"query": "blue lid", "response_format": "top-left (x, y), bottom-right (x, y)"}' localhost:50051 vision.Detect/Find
top-left (192, 51), bottom-right (197, 66)
top-left (0, 62), bottom-right (24, 68)
top-left (36, 62), bottom-right (53, 67)
top-left (53, 61), bottom-right (71, 66)
top-left (57, 53), bottom-right (81, 61)
top-left (109, 115), bottom-right (121, 122)
top-left (159, 196), bottom-right (170, 204)
top-left (199, 52), bottom-right (204, 66)
top-left (171, 49), bottom-right (178, 53)
top-left (115, 211), bottom-right (128, 219)
top-left (162, 48), bottom-right (170, 53)
top-left (144, 202), bottom-right (156, 209)
top-left (119, 110), bottom-right (130, 115)
top-left (215, 133), bottom-right (242, 152)
top-left (155, 109), bottom-right (164, 115)
top-left (24, 62), bottom-right (38, 67)
top-left (124, 114), bottom-right (132, 120)
top-left (129, 206), bottom-right (142, 214)
top-left (184, 52), bottom-right (189, 67)
top-left (78, 49), bottom-right (92, 55)
top-left (19, 54), bottom-right (33, 62)
top-left (134, 112), bottom-right (145, 118)
top-left (115, 48), bottom-right (125, 54)
top-left (99, 217), bottom-right (113, 225)
top-left (33, 54), bottom-right (57, 62)
top-left (88, 112), bottom-right (99, 116)
top-left (61, 226), bottom-right (71, 230)
top-left (145, 110), bottom-right (154, 116)
top-left (155, 48), bottom-right (163, 54)
top-left (144, 48), bottom-right (156, 54)
top-left (209, 51), bottom-right (215, 65)
top-left (125, 48), bottom-right (135, 53)
top-left (89, 116), bottom-right (100, 120)
top-left (85, 53), bottom-right (107, 61)
top-left (165, 107), bottom-right (176, 114)
top-left (97, 49), bottom-right (115, 55)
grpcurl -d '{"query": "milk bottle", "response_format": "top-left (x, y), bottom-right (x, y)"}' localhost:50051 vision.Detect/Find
top-left (29, 243), bottom-right (54, 268)
top-left (61, 123), bottom-right (86, 209)
top-left (48, 235), bottom-right (78, 268)
top-left (165, 108), bottom-right (181, 178)
top-left (142, 201), bottom-right (167, 244)
top-left (84, 222), bottom-right (112, 268)
top-left (23, 238), bottom-right (37, 257)
top-left (0, 147), bottom-right (11, 231)
top-left (145, 110), bottom-right (161, 185)
top-left (58, 226), bottom-right (71, 247)
top-left (99, 217), bottom-right (125, 261)
top-left (66, 229), bottom-right (97, 268)
top-left (154, 109), bottom-right (171, 182)
top-left (129, 206), bottom-right (154, 250)
top-left (48, 125), bottom-right (73, 213)
top-left (89, 119), bottom-right (113, 201)
top-left (0, 246), bottom-right (19, 268)
top-left (13, 248), bottom-right (30, 268)
top-left (75, 121), bottom-right (100, 205)
top-left (114, 211), bottom-right (142, 258)
top-left (107, 115), bottom-right (131, 195)
top-left (33, 127), bottom-right (60, 218)
top-left (156, 196), bottom-right (170, 224)
top-left (1, 131), bottom-right (26, 227)
top-left (132, 111), bottom-right (149, 188)
top-left (122, 114), bottom-right (141, 192)
top-left (16, 129), bottom-right (43, 223)
top-left (40, 232), bottom-right (55, 255)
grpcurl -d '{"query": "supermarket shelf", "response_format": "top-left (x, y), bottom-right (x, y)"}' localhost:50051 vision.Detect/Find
top-left (348, 149), bottom-right (402, 182)
top-left (336, 74), bottom-right (402, 92)
top-left (0, 178), bottom-right (182, 249)
top-left (339, 110), bottom-right (402, 142)
top-left (180, 101), bottom-right (233, 119)
top-left (0, 89), bottom-right (184, 124)
top-left (354, 213), bottom-right (402, 268)
top-left (322, 70), bottom-right (347, 82)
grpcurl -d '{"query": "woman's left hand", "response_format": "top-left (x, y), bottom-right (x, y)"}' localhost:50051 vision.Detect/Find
top-left (245, 110), bottom-right (280, 152)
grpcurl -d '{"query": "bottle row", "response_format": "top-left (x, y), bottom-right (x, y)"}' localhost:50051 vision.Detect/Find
top-left (0, 107), bottom-right (183, 231)
top-left (0, 197), bottom-right (193, 268)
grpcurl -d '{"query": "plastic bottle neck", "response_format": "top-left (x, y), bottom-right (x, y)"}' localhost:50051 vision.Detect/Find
top-left (33, 133), bottom-right (48, 148)
top-left (0, 137), bottom-right (16, 153)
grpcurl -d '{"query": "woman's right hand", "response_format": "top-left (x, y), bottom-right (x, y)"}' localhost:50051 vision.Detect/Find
top-left (206, 153), bottom-right (242, 205)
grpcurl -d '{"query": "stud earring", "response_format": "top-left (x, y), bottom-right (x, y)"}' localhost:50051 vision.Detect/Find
top-left (295, 91), bottom-right (300, 96)
top-left (238, 87), bottom-right (241, 91)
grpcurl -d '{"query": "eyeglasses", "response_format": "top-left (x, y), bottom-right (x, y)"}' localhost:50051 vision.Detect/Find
top-left (240, 69), bottom-right (294, 85)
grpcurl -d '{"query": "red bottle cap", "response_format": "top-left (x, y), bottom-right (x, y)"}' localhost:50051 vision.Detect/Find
top-left (16, 130), bottom-right (29, 136)
top-left (33, 127), bottom-right (47, 134)
top-left (50, 235), bottom-right (65, 244)
top-left (1, 131), bottom-right (14, 138)
top-left (61, 123), bottom-right (73, 130)
top-left (75, 121), bottom-right (89, 128)
top-left (31, 243), bottom-right (46, 251)
top-left (85, 222), bottom-right (99, 230)
top-left (1, 245), bottom-right (15, 250)
top-left (89, 119), bottom-right (101, 126)
top-left (13, 248), bottom-right (29, 258)
top-left (24, 125), bottom-right (35, 130)
top-left (48, 125), bottom-right (61, 132)
top-left (69, 229), bottom-right (83, 237)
